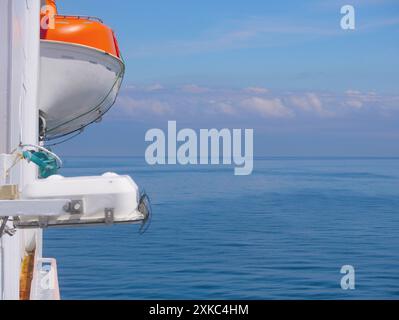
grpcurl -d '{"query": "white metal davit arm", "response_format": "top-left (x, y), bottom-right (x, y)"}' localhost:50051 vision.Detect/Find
top-left (0, 199), bottom-right (71, 217)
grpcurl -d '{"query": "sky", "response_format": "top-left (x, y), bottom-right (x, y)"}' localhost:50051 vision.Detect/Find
top-left (54, 0), bottom-right (399, 157)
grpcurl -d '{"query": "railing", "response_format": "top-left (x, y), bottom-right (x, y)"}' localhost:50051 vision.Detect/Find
top-left (30, 258), bottom-right (60, 300)
top-left (56, 15), bottom-right (103, 23)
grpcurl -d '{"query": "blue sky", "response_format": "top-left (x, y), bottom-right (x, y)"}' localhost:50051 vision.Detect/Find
top-left (55, 0), bottom-right (399, 157)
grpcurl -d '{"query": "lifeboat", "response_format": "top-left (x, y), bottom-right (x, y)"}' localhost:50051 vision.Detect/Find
top-left (39, 0), bottom-right (124, 140)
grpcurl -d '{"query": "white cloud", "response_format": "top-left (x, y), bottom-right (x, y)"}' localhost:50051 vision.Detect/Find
top-left (343, 90), bottom-right (379, 109)
top-left (244, 87), bottom-right (269, 94)
top-left (113, 85), bottom-right (399, 121)
top-left (212, 102), bottom-right (236, 115)
top-left (345, 99), bottom-right (364, 109)
top-left (345, 90), bottom-right (362, 96)
top-left (181, 84), bottom-right (210, 94)
top-left (241, 97), bottom-right (294, 118)
top-left (145, 84), bottom-right (164, 91)
top-left (289, 92), bottom-right (332, 117)
top-left (116, 97), bottom-right (172, 116)
top-left (129, 16), bottom-right (341, 58)
top-left (123, 83), bottom-right (164, 92)
top-left (124, 84), bottom-right (136, 90)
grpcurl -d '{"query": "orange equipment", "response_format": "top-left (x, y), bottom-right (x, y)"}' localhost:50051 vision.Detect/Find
top-left (40, 0), bottom-right (121, 58)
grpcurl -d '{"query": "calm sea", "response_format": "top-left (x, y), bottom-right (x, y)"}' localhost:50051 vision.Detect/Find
top-left (44, 157), bottom-right (399, 299)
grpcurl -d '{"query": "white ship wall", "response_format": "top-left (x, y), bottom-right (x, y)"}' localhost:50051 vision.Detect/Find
top-left (0, 0), bottom-right (40, 300)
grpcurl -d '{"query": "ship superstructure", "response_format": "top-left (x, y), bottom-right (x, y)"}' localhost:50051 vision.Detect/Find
top-left (0, 0), bottom-right (149, 300)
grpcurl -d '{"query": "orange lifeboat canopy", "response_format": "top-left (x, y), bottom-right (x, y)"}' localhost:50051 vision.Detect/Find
top-left (40, 0), bottom-right (121, 58)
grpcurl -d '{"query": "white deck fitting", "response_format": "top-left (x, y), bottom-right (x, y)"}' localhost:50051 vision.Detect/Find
top-left (30, 258), bottom-right (60, 300)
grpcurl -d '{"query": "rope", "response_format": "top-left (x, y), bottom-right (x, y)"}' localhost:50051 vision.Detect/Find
top-left (44, 129), bottom-right (84, 147)
top-left (4, 153), bottom-right (23, 178)
top-left (0, 217), bottom-right (16, 238)
top-left (138, 191), bottom-right (152, 235)
top-left (0, 217), bottom-right (9, 238)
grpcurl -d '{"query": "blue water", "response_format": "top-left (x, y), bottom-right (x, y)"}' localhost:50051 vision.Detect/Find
top-left (44, 157), bottom-right (399, 299)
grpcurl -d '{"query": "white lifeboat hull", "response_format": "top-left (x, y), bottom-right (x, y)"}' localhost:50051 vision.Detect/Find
top-left (39, 40), bottom-right (124, 140)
